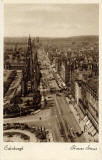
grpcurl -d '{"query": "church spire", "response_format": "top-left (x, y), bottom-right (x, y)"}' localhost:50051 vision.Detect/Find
top-left (28, 34), bottom-right (32, 48)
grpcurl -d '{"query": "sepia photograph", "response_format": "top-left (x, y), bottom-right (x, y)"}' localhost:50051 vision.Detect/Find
top-left (3, 3), bottom-right (99, 142)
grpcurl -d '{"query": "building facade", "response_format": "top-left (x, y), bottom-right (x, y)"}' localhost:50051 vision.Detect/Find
top-left (75, 80), bottom-right (98, 132)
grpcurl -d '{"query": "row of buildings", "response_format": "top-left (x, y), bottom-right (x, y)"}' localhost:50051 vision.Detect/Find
top-left (47, 48), bottom-right (99, 132)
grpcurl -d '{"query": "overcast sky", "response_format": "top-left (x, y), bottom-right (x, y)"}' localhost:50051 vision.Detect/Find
top-left (4, 3), bottom-right (99, 37)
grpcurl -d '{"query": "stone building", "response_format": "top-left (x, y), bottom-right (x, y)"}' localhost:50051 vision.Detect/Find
top-left (75, 80), bottom-right (98, 132)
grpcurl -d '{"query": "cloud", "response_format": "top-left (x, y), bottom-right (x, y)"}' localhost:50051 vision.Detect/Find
top-left (4, 4), bottom-right (99, 37)
top-left (4, 4), bottom-right (63, 13)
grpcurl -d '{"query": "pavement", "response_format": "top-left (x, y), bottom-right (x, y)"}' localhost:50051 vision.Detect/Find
top-left (54, 95), bottom-right (86, 142)
top-left (65, 97), bottom-right (98, 142)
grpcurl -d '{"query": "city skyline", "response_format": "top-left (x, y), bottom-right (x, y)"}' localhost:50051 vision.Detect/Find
top-left (4, 3), bottom-right (99, 37)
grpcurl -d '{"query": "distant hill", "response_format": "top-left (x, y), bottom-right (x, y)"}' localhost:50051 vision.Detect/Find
top-left (4, 35), bottom-right (98, 42)
top-left (39, 35), bottom-right (99, 49)
top-left (4, 35), bottom-right (99, 50)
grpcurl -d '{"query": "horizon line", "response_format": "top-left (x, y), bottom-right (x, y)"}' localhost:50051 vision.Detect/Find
top-left (4, 34), bottom-right (99, 38)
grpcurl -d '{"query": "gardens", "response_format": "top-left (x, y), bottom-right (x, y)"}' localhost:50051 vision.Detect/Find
top-left (4, 123), bottom-right (51, 142)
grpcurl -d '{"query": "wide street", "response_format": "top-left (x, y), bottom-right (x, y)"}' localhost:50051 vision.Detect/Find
top-left (37, 48), bottom-right (86, 142)
top-left (4, 48), bottom-right (86, 142)
top-left (54, 94), bottom-right (86, 142)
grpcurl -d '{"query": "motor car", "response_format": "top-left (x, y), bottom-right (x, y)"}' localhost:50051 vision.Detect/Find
top-left (56, 93), bottom-right (61, 96)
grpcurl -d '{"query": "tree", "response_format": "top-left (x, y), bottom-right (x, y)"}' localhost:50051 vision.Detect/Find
top-left (10, 95), bottom-right (22, 104)
top-left (5, 104), bottom-right (20, 115)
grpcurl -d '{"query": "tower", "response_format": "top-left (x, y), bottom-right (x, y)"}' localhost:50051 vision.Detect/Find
top-left (21, 68), bottom-right (27, 96)
top-left (21, 35), bottom-right (41, 109)
top-left (25, 34), bottom-right (38, 93)
top-left (65, 51), bottom-right (72, 87)
top-left (65, 59), bottom-right (71, 86)
top-left (28, 34), bottom-right (32, 49)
